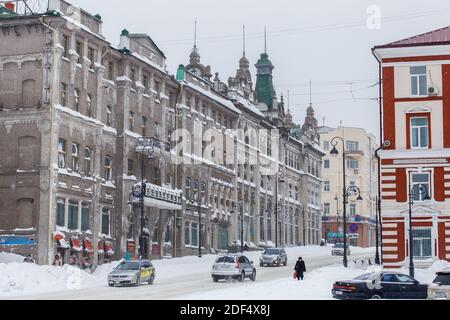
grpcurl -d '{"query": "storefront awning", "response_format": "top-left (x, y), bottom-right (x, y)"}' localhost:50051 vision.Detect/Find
top-left (83, 239), bottom-right (94, 253)
top-left (71, 238), bottom-right (82, 252)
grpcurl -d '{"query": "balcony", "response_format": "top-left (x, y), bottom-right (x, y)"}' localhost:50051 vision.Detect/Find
top-left (345, 149), bottom-right (364, 157)
top-left (135, 137), bottom-right (171, 156)
top-left (131, 182), bottom-right (182, 210)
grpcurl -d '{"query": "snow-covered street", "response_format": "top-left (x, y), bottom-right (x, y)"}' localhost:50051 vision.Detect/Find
top-left (0, 245), bottom-right (376, 300)
top-left (2, 245), bottom-right (450, 300)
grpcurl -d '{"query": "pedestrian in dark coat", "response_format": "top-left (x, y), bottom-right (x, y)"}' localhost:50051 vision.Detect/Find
top-left (294, 257), bottom-right (306, 280)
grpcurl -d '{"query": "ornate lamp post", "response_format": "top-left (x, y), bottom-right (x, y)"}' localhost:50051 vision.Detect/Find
top-left (330, 136), bottom-right (363, 267)
top-left (408, 182), bottom-right (430, 278)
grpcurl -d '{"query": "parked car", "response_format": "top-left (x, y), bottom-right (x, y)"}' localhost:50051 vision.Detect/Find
top-left (428, 267), bottom-right (450, 300)
top-left (211, 254), bottom-right (256, 282)
top-left (332, 271), bottom-right (428, 300)
top-left (259, 248), bottom-right (287, 267)
top-left (108, 259), bottom-right (155, 287)
top-left (331, 243), bottom-right (350, 256)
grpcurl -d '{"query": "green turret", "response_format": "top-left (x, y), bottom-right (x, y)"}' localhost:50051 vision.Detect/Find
top-left (254, 52), bottom-right (275, 110)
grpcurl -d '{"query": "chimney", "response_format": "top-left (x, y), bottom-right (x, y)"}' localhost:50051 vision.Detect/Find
top-left (119, 29), bottom-right (130, 51)
top-left (48, 0), bottom-right (61, 12)
top-left (4, 2), bottom-right (15, 12)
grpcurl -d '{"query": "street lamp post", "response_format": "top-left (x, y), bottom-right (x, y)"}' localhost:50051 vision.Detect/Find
top-left (407, 181), bottom-right (430, 278)
top-left (137, 138), bottom-right (155, 259)
top-left (335, 195), bottom-right (339, 243)
top-left (375, 196), bottom-right (381, 265)
top-left (330, 136), bottom-right (363, 267)
top-left (198, 198), bottom-right (202, 258)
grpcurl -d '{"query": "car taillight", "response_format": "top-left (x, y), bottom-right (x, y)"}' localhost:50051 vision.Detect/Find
top-left (333, 284), bottom-right (357, 291)
top-left (235, 259), bottom-right (240, 268)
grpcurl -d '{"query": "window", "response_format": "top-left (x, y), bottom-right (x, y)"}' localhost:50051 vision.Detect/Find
top-left (324, 159), bottom-right (330, 169)
top-left (323, 203), bottom-right (330, 215)
top-left (104, 156), bottom-right (112, 180)
top-left (60, 83), bottom-right (67, 106)
top-left (323, 141), bottom-right (330, 151)
top-left (346, 141), bottom-right (359, 151)
top-left (71, 143), bottom-right (79, 172)
top-left (68, 200), bottom-right (78, 230)
top-left (101, 208), bottom-right (110, 235)
top-left (87, 94), bottom-right (93, 117)
top-left (412, 229), bottom-right (432, 258)
top-left (87, 47), bottom-right (95, 69)
top-left (108, 62), bottom-right (114, 80)
top-left (411, 172), bottom-right (430, 201)
top-left (154, 80), bottom-right (161, 94)
top-left (185, 178), bottom-right (191, 188)
top-left (74, 89), bottom-right (80, 111)
top-left (143, 75), bottom-right (149, 91)
top-left (324, 181), bottom-right (330, 192)
top-left (127, 159), bottom-right (134, 176)
top-left (350, 180), bottom-right (356, 187)
top-left (128, 112), bottom-right (134, 131)
top-left (62, 34), bottom-right (69, 58)
top-left (130, 68), bottom-right (136, 89)
top-left (81, 203), bottom-right (89, 231)
top-left (56, 198), bottom-right (65, 227)
top-left (142, 116), bottom-right (147, 136)
top-left (350, 204), bottom-right (356, 217)
top-left (106, 106), bottom-right (112, 126)
top-left (76, 41), bottom-right (83, 64)
top-left (411, 66), bottom-right (427, 96)
top-left (410, 117), bottom-right (429, 148)
top-left (58, 138), bottom-right (66, 168)
top-left (346, 159), bottom-right (359, 169)
top-left (191, 222), bottom-right (198, 247)
top-left (84, 147), bottom-right (92, 176)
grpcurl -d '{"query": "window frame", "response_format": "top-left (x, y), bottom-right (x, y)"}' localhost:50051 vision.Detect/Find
top-left (407, 113), bottom-right (431, 149)
top-left (410, 66), bottom-right (428, 97)
top-left (71, 143), bottom-right (80, 173)
top-left (104, 156), bottom-right (112, 181)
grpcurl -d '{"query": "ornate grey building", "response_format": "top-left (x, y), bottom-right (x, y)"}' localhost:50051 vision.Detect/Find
top-left (0, 0), bottom-right (323, 266)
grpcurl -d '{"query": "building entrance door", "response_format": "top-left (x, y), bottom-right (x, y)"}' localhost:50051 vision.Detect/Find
top-left (218, 225), bottom-right (228, 250)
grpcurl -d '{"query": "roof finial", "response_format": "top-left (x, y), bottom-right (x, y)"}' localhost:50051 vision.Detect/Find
top-left (309, 80), bottom-right (312, 106)
top-left (194, 20), bottom-right (197, 49)
top-left (264, 25), bottom-right (267, 53)
top-left (243, 25), bottom-right (246, 57)
top-left (287, 89), bottom-right (290, 113)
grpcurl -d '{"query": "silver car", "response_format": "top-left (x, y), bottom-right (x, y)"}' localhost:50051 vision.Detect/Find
top-left (259, 248), bottom-right (287, 267)
top-left (108, 259), bottom-right (155, 287)
top-left (331, 243), bottom-right (351, 256)
top-left (211, 254), bottom-right (256, 282)
top-left (428, 268), bottom-right (450, 300)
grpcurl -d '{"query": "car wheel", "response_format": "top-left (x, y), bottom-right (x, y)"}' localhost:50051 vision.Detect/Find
top-left (251, 270), bottom-right (256, 281)
top-left (239, 271), bottom-right (245, 282)
top-left (212, 276), bottom-right (219, 282)
top-left (135, 276), bottom-right (141, 287)
top-left (148, 274), bottom-right (155, 285)
top-left (108, 283), bottom-right (114, 287)
top-left (371, 294), bottom-right (382, 299)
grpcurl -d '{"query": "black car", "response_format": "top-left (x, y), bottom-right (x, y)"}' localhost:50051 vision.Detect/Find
top-left (332, 271), bottom-right (428, 300)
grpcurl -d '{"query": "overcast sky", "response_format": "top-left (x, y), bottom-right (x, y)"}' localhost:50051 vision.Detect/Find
top-left (70, 0), bottom-right (450, 139)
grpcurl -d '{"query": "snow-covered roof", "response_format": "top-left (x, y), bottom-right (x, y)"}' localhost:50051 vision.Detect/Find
top-left (183, 81), bottom-right (241, 115)
top-left (231, 94), bottom-right (265, 118)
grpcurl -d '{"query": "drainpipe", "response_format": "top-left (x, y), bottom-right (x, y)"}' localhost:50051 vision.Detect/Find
top-left (372, 48), bottom-right (384, 265)
top-left (38, 16), bottom-right (58, 265)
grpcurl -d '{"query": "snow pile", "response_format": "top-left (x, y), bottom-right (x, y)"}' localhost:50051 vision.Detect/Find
top-left (0, 252), bottom-right (25, 264)
top-left (0, 260), bottom-right (120, 298)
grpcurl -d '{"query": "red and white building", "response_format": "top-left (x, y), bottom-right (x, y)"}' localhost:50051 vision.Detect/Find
top-left (373, 27), bottom-right (450, 268)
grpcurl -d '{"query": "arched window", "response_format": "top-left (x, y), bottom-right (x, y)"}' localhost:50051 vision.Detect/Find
top-left (87, 94), bottom-right (93, 117)
top-left (84, 147), bottom-right (92, 176)
top-left (104, 156), bottom-right (112, 180)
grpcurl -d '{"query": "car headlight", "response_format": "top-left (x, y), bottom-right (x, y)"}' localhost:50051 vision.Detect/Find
top-left (434, 291), bottom-right (448, 299)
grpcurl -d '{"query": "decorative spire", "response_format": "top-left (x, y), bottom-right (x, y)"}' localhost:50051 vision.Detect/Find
top-left (264, 25), bottom-right (267, 54)
top-left (243, 25), bottom-right (246, 58)
top-left (189, 20), bottom-right (200, 65)
top-left (194, 20), bottom-right (197, 49)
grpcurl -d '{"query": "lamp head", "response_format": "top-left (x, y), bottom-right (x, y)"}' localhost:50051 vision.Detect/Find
top-left (330, 146), bottom-right (339, 157)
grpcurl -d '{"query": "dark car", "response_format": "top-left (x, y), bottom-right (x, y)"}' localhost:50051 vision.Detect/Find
top-left (332, 271), bottom-right (428, 300)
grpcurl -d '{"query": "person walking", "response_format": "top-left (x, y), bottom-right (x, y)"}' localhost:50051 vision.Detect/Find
top-left (294, 257), bottom-right (306, 280)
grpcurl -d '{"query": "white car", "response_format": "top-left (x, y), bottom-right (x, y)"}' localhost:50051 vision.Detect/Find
top-left (331, 243), bottom-right (351, 256)
top-left (211, 254), bottom-right (256, 282)
top-left (428, 268), bottom-right (450, 300)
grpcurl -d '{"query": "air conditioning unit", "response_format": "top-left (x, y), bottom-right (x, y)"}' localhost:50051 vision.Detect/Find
top-left (428, 86), bottom-right (439, 96)
top-left (353, 169), bottom-right (359, 174)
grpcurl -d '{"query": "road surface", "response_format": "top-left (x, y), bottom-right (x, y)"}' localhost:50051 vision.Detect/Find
top-left (14, 251), bottom-right (373, 300)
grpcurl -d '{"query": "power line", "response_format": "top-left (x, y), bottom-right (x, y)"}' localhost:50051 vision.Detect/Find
top-left (157, 7), bottom-right (450, 46)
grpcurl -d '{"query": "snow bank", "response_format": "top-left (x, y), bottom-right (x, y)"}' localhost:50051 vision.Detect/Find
top-left (0, 252), bottom-right (25, 264)
top-left (0, 260), bottom-right (120, 298)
